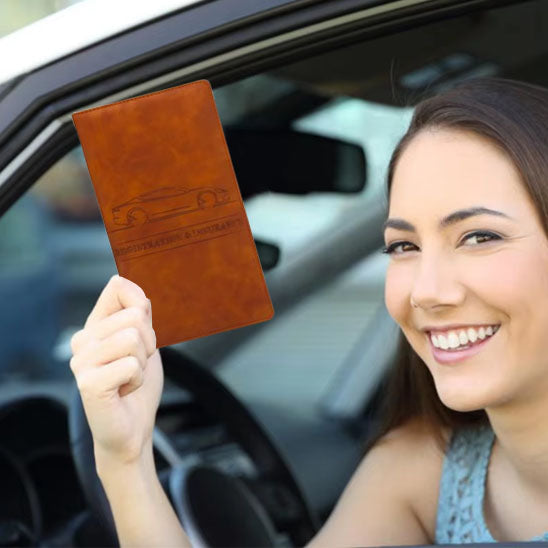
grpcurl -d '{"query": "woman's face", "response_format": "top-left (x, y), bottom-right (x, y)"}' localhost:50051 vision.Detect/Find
top-left (385, 127), bottom-right (548, 412)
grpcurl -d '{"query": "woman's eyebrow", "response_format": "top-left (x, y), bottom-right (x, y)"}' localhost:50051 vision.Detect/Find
top-left (383, 206), bottom-right (513, 233)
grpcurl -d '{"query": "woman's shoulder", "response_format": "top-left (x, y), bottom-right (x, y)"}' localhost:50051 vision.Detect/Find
top-left (371, 416), bottom-right (450, 467)
top-left (308, 418), bottom-right (450, 546)
top-left (378, 416), bottom-right (450, 448)
top-left (366, 418), bottom-right (451, 539)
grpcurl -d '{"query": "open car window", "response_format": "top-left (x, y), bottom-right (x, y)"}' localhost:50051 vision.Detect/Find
top-left (0, 67), bottom-right (410, 402)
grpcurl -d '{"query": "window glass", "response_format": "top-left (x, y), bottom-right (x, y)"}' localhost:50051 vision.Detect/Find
top-left (0, 68), bottom-right (410, 401)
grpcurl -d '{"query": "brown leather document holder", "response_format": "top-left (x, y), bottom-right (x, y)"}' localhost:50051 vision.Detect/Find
top-left (72, 80), bottom-right (274, 347)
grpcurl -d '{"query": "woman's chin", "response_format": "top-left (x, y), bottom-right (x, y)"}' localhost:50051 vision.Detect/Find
top-left (434, 379), bottom-right (500, 413)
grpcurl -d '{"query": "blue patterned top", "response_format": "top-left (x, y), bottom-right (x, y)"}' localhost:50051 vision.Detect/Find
top-left (436, 424), bottom-right (548, 543)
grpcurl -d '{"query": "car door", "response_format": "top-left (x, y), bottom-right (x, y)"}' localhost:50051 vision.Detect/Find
top-left (1, 0), bottom-right (546, 543)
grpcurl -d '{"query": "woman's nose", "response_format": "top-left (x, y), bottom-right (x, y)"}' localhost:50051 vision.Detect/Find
top-left (410, 253), bottom-right (465, 310)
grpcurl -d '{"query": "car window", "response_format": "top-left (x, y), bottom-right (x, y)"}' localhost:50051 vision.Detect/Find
top-left (0, 77), bottom-right (409, 412)
top-left (2, 0), bottom-right (540, 417)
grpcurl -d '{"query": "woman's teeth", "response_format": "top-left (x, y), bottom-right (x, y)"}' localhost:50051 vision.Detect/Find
top-left (430, 325), bottom-right (499, 350)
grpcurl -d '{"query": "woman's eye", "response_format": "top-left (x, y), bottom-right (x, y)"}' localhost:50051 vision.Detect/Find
top-left (460, 231), bottom-right (502, 246)
top-left (382, 241), bottom-right (418, 255)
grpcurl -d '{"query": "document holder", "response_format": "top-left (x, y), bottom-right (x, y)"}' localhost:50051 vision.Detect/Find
top-left (72, 80), bottom-right (274, 347)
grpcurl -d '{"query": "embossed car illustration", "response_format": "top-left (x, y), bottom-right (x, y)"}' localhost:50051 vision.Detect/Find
top-left (111, 185), bottom-right (229, 226)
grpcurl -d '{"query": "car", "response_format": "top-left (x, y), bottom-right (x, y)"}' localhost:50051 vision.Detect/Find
top-left (111, 186), bottom-right (230, 228)
top-left (0, 0), bottom-right (546, 546)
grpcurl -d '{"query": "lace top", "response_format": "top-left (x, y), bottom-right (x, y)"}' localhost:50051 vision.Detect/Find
top-left (436, 424), bottom-right (548, 543)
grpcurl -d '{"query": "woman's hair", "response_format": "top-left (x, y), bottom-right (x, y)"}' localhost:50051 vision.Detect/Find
top-left (367, 76), bottom-right (548, 451)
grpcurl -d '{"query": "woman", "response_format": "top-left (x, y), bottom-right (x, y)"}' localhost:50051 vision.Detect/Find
top-left (69, 76), bottom-right (548, 545)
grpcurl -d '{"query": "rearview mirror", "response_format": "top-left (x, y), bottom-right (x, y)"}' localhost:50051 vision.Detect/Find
top-left (225, 128), bottom-right (366, 199)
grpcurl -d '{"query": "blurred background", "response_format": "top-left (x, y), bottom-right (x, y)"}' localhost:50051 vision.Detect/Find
top-left (0, 0), bottom-right (83, 37)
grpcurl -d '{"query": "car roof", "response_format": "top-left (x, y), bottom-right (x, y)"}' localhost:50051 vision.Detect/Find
top-left (0, 0), bottom-right (204, 85)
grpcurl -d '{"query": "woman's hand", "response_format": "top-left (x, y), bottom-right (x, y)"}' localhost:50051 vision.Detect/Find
top-left (69, 274), bottom-right (163, 467)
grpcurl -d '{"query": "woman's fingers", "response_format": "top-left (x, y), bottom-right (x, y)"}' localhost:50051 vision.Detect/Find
top-left (72, 306), bottom-right (156, 357)
top-left (85, 275), bottom-right (149, 328)
top-left (100, 307), bottom-right (156, 357)
top-left (71, 327), bottom-right (148, 377)
top-left (68, 275), bottom-right (165, 465)
top-left (76, 355), bottom-right (144, 399)
top-left (70, 275), bottom-right (157, 401)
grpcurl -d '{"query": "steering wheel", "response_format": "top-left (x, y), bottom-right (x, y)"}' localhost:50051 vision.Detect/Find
top-left (68, 346), bottom-right (319, 547)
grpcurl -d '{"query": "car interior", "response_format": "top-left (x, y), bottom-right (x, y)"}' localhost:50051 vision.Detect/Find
top-left (1, 0), bottom-right (548, 546)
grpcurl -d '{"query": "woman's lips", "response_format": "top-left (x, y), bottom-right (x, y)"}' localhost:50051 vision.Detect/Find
top-left (428, 329), bottom-right (498, 364)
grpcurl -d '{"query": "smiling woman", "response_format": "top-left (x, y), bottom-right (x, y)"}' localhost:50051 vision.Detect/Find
top-left (368, 76), bottom-right (548, 543)
top-left (70, 76), bottom-right (548, 548)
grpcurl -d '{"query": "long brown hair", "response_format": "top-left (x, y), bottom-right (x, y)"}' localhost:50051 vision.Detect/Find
top-left (367, 76), bottom-right (548, 451)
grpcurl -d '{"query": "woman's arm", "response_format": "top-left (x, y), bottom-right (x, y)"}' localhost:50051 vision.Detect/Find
top-left (70, 275), bottom-right (442, 547)
top-left (95, 419), bottom-right (441, 548)
top-left (70, 275), bottom-right (191, 547)
top-left (95, 445), bottom-right (190, 547)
